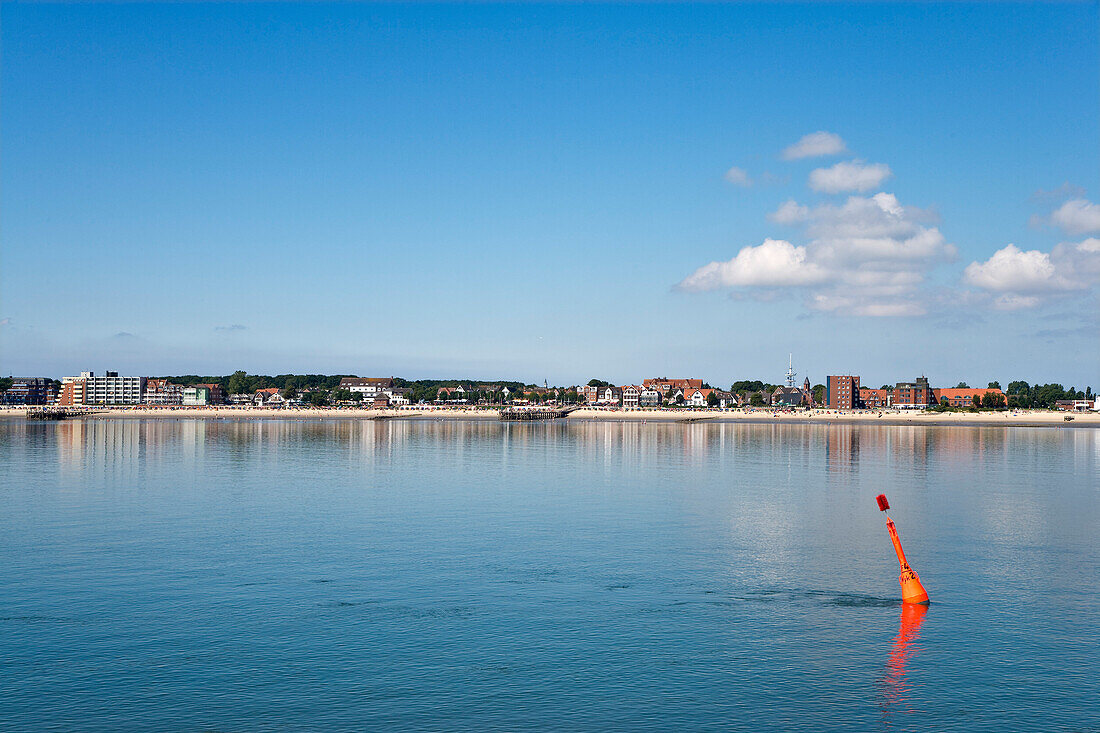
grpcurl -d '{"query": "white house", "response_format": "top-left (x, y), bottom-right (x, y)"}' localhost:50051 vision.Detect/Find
top-left (599, 386), bottom-right (621, 405)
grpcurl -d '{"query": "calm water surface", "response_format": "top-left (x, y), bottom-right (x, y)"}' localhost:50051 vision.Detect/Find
top-left (0, 419), bottom-right (1097, 732)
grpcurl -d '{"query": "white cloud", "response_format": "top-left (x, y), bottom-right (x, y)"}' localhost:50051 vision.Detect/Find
top-left (677, 239), bottom-right (828, 291)
top-left (768, 199), bottom-right (810, 225)
top-left (808, 160), bottom-right (892, 193)
top-left (1078, 237), bottom-right (1100, 253)
top-left (781, 131), bottom-right (847, 160)
top-left (1050, 198), bottom-right (1100, 236)
top-left (788, 193), bottom-right (954, 268)
top-left (963, 245), bottom-right (1065, 292)
top-left (962, 241), bottom-right (1100, 309)
top-left (679, 193), bottom-right (954, 316)
top-left (724, 166), bottom-right (751, 187)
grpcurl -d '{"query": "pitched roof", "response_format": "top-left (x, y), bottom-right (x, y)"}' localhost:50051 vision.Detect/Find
top-left (933, 388), bottom-right (1004, 399)
top-left (340, 377), bottom-right (394, 387)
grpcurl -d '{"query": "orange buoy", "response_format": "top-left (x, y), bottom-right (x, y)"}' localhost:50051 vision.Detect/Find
top-left (875, 494), bottom-right (929, 605)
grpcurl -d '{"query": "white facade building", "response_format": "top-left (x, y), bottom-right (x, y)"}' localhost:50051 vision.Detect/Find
top-left (63, 371), bottom-right (145, 405)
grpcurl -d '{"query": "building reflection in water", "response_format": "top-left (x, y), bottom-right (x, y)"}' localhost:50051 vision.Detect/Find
top-left (878, 603), bottom-right (928, 726)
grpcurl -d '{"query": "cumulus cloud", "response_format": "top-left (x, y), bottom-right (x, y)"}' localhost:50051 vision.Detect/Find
top-left (768, 200), bottom-right (810, 225)
top-left (781, 131), bottom-right (847, 160)
top-left (724, 166), bottom-right (752, 187)
top-left (962, 240), bottom-right (1100, 309)
top-left (679, 193), bottom-right (955, 316)
top-left (788, 193), bottom-right (954, 268)
top-left (677, 239), bottom-right (828, 291)
top-left (808, 160), bottom-right (892, 193)
top-left (963, 245), bottom-right (1064, 293)
top-left (1078, 237), bottom-right (1100, 253)
top-left (1050, 198), bottom-right (1100, 236)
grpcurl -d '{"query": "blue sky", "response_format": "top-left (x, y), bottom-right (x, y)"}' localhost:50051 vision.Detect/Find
top-left (3, 2), bottom-right (1098, 388)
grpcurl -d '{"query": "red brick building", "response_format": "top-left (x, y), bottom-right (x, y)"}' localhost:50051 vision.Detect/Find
top-left (932, 387), bottom-right (1006, 408)
top-left (826, 375), bottom-right (861, 409)
top-left (892, 377), bottom-right (934, 409)
top-left (859, 387), bottom-right (889, 409)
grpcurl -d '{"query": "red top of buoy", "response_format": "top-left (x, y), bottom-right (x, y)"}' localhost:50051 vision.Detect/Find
top-left (876, 494), bottom-right (890, 512)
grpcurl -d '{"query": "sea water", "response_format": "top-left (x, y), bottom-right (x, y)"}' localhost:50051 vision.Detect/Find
top-left (0, 419), bottom-right (1096, 732)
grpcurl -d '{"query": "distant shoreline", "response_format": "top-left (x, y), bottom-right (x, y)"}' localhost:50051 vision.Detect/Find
top-left (3, 406), bottom-right (1098, 427)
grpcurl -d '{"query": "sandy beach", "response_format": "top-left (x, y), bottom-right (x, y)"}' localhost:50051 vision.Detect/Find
top-left (4, 406), bottom-right (1098, 427)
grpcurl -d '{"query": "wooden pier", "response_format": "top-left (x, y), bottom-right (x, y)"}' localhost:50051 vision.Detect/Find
top-left (499, 406), bottom-right (578, 421)
top-left (25, 408), bottom-right (99, 420)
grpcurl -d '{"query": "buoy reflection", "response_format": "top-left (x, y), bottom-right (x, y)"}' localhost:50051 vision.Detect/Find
top-left (878, 603), bottom-right (927, 725)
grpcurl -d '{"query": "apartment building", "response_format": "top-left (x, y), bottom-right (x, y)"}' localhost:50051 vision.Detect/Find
top-left (893, 376), bottom-right (934, 409)
top-left (143, 379), bottom-right (183, 405)
top-left (58, 371), bottom-right (145, 406)
top-left (826, 375), bottom-right (861, 409)
top-left (339, 377), bottom-right (395, 397)
top-left (1, 377), bottom-right (55, 405)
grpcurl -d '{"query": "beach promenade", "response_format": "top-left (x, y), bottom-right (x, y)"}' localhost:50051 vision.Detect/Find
top-left (5, 406), bottom-right (1098, 427)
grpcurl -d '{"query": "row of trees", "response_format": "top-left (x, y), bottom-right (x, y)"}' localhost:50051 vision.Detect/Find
top-left (131, 372), bottom-right (1094, 410)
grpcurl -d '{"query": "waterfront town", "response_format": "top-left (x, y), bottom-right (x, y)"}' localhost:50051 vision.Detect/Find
top-left (2, 365), bottom-right (1096, 413)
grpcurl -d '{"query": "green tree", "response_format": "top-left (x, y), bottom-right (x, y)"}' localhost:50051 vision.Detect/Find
top-left (981, 391), bottom-right (1006, 409)
top-left (706, 391), bottom-right (719, 407)
top-left (309, 391), bottom-right (329, 407)
top-left (812, 384), bottom-right (826, 404)
top-left (749, 393), bottom-right (765, 407)
top-left (731, 380), bottom-right (766, 393)
top-left (988, 381), bottom-right (1001, 390)
top-left (226, 370), bottom-right (248, 394)
top-left (282, 386), bottom-right (298, 400)
top-left (1006, 380), bottom-right (1030, 395)
top-left (956, 382), bottom-right (970, 389)
top-left (587, 379), bottom-right (610, 388)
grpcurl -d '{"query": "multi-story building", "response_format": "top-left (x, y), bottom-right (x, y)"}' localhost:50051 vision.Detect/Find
top-left (643, 378), bottom-right (704, 397)
top-left (933, 388), bottom-right (1006, 408)
top-left (58, 371), bottom-right (145, 406)
top-left (142, 379), bottom-right (183, 405)
top-left (598, 386), bottom-right (621, 405)
top-left (859, 387), bottom-right (889, 409)
top-left (183, 386), bottom-right (211, 406)
top-left (1, 377), bottom-right (55, 405)
top-left (639, 387), bottom-right (662, 407)
top-left (826, 375), bottom-right (861, 409)
top-left (180, 383), bottom-right (225, 406)
top-left (339, 377), bottom-right (395, 397)
top-left (621, 385), bottom-right (642, 408)
top-left (578, 385), bottom-right (600, 403)
top-left (892, 376), bottom-right (934, 409)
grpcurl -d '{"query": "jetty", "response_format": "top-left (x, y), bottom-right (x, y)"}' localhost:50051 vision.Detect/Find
top-left (25, 408), bottom-right (99, 420)
top-left (499, 406), bottom-right (578, 421)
